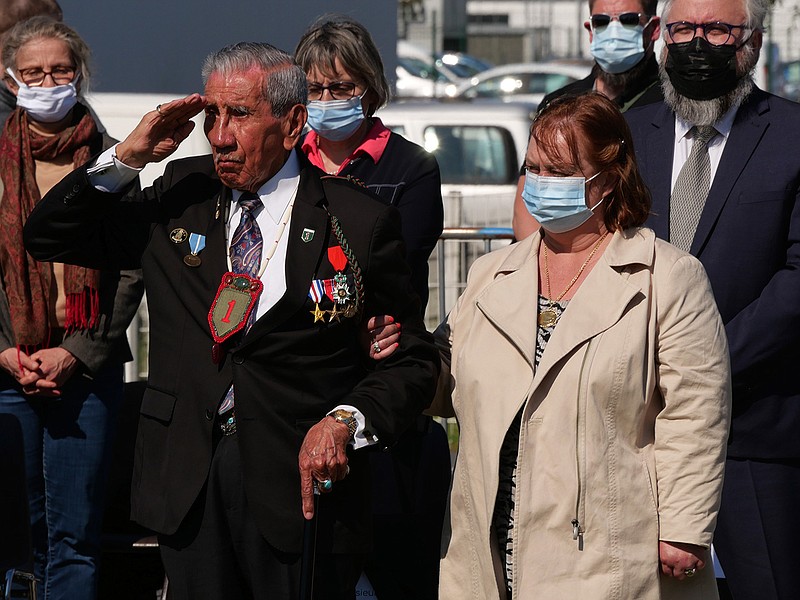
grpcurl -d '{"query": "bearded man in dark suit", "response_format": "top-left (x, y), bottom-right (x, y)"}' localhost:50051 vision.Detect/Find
top-left (626, 0), bottom-right (800, 597)
top-left (23, 42), bottom-right (439, 600)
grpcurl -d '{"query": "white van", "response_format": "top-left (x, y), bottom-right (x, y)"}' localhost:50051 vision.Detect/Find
top-left (376, 99), bottom-right (535, 229)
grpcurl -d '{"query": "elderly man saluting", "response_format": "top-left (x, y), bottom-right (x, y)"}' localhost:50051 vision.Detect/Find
top-left (22, 42), bottom-right (439, 600)
top-left (626, 1), bottom-right (800, 598)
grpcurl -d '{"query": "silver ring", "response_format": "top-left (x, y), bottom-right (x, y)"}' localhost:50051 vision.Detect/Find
top-left (319, 478), bottom-right (333, 492)
top-left (373, 342), bottom-right (381, 354)
top-left (156, 104), bottom-right (163, 115)
top-left (684, 567), bottom-right (696, 577)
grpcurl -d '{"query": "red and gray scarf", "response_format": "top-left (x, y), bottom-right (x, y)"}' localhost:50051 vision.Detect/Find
top-left (0, 105), bottom-right (100, 351)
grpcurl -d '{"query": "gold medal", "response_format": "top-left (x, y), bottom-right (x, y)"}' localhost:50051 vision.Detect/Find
top-left (310, 303), bottom-right (327, 323)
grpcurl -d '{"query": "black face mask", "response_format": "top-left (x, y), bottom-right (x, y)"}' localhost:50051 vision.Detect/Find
top-left (665, 36), bottom-right (741, 100)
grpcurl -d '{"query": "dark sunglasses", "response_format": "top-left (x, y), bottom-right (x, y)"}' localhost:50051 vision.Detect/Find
top-left (590, 12), bottom-right (646, 31)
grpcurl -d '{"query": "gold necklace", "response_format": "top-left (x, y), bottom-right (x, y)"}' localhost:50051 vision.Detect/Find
top-left (538, 232), bottom-right (609, 328)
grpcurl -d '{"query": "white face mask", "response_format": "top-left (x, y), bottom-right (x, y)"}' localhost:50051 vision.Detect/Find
top-left (7, 68), bottom-right (79, 123)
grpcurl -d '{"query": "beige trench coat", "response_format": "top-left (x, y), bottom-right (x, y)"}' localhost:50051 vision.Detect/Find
top-left (432, 228), bottom-right (731, 600)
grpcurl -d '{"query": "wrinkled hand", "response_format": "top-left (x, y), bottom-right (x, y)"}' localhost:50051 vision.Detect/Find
top-left (298, 416), bottom-right (352, 520)
top-left (115, 94), bottom-right (206, 168)
top-left (659, 541), bottom-right (707, 580)
top-left (22, 347), bottom-right (79, 397)
top-left (0, 347), bottom-right (40, 384)
top-left (360, 315), bottom-right (401, 361)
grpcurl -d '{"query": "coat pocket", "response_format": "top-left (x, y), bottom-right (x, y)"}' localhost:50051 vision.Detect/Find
top-left (139, 387), bottom-right (177, 423)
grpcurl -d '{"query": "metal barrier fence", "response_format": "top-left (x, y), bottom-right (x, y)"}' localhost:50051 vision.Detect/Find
top-left (124, 227), bottom-right (516, 382)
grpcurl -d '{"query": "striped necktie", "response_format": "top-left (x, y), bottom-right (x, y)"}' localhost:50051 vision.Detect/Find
top-left (218, 192), bottom-right (263, 415)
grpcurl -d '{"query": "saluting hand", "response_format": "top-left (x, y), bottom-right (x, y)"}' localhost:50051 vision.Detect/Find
top-left (115, 94), bottom-right (207, 169)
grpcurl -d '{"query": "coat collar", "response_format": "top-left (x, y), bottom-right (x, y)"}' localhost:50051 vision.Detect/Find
top-left (474, 228), bottom-right (653, 388)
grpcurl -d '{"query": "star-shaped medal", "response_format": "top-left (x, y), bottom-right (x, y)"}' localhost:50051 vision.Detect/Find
top-left (328, 303), bottom-right (342, 323)
top-left (310, 303), bottom-right (327, 323)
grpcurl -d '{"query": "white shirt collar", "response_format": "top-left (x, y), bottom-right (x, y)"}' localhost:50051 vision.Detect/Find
top-left (230, 150), bottom-right (301, 224)
top-left (675, 104), bottom-right (739, 143)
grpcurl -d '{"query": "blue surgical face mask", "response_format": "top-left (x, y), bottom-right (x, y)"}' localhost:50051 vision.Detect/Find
top-left (306, 92), bottom-right (366, 142)
top-left (522, 170), bottom-right (604, 233)
top-left (590, 20), bottom-right (649, 74)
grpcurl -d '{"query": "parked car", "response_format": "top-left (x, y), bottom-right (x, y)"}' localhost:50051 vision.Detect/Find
top-left (395, 55), bottom-right (459, 98)
top-left (396, 41), bottom-right (493, 97)
top-left (453, 62), bottom-right (591, 105)
top-left (437, 51), bottom-right (493, 80)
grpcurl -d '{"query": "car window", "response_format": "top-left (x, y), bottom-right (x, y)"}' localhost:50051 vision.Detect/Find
top-left (469, 72), bottom-right (579, 98)
top-left (421, 125), bottom-right (517, 185)
top-left (529, 73), bottom-right (578, 94)
top-left (398, 56), bottom-right (449, 82)
top-left (471, 75), bottom-right (521, 97)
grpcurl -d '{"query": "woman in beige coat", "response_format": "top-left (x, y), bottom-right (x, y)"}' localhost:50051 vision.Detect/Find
top-left (431, 93), bottom-right (731, 599)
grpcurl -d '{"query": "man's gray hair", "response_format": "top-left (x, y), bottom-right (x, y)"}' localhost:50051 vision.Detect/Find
top-left (661, 0), bottom-right (769, 30)
top-left (2, 15), bottom-right (91, 94)
top-left (201, 42), bottom-right (307, 117)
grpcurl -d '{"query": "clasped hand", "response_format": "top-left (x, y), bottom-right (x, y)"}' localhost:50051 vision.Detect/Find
top-left (0, 347), bottom-right (78, 397)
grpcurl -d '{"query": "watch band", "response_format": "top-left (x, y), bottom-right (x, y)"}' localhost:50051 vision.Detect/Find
top-left (331, 409), bottom-right (358, 440)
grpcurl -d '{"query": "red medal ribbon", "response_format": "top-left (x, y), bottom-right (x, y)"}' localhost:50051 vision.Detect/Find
top-left (327, 245), bottom-right (347, 272)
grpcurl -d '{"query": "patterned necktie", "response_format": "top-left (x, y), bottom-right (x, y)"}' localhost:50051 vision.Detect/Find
top-left (670, 125), bottom-right (718, 252)
top-left (219, 192), bottom-right (263, 415)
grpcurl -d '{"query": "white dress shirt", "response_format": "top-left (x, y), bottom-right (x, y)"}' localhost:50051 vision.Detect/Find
top-left (670, 105), bottom-right (740, 192)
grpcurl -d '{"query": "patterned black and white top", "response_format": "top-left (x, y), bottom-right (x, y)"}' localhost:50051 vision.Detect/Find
top-left (492, 294), bottom-right (567, 597)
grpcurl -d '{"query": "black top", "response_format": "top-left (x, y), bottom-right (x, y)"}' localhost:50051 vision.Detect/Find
top-left (537, 54), bottom-right (663, 114)
top-left (336, 130), bottom-right (444, 313)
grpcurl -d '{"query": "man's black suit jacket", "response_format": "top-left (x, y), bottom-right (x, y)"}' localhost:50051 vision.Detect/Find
top-left (23, 150), bottom-right (440, 554)
top-left (626, 88), bottom-right (800, 460)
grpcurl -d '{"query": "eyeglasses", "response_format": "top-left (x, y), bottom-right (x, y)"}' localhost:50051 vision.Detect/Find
top-left (590, 12), bottom-right (647, 32)
top-left (307, 81), bottom-right (359, 101)
top-left (666, 21), bottom-right (748, 46)
top-left (17, 65), bottom-right (77, 86)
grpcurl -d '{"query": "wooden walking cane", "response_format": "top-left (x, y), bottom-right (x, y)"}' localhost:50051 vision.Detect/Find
top-left (299, 483), bottom-right (320, 600)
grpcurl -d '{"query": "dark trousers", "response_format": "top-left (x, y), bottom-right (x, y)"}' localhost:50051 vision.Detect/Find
top-left (714, 458), bottom-right (800, 600)
top-left (158, 432), bottom-right (363, 600)
top-left (364, 416), bottom-right (451, 600)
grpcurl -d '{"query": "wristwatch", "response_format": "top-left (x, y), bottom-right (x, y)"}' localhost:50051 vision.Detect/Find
top-left (330, 409), bottom-right (358, 441)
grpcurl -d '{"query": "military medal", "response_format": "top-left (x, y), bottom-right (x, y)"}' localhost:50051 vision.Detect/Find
top-left (184, 233), bottom-right (206, 267)
top-left (325, 245), bottom-right (355, 309)
top-left (308, 280), bottom-right (327, 323)
top-left (208, 273), bottom-right (264, 345)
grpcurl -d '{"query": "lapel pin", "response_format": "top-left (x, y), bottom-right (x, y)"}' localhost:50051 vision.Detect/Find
top-left (170, 228), bottom-right (188, 244)
top-left (301, 228), bottom-right (315, 243)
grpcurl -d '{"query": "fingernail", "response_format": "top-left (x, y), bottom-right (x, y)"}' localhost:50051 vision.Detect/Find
top-left (387, 316), bottom-right (394, 323)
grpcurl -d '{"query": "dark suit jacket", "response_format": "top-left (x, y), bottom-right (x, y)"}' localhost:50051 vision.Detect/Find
top-left (22, 149), bottom-right (440, 554)
top-left (626, 88), bottom-right (800, 459)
